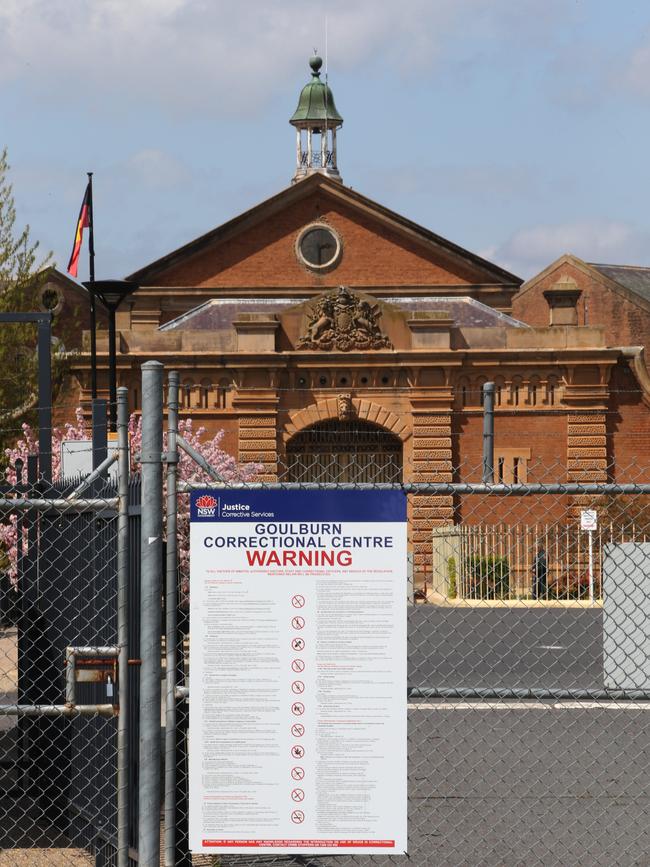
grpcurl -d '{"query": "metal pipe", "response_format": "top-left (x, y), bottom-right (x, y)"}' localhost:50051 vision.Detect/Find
top-left (65, 648), bottom-right (76, 706)
top-left (108, 307), bottom-right (118, 433)
top-left (177, 435), bottom-right (225, 482)
top-left (92, 398), bottom-right (108, 471)
top-left (0, 498), bottom-right (118, 512)
top-left (0, 704), bottom-right (118, 717)
top-left (164, 371), bottom-right (180, 866)
top-left (409, 687), bottom-right (650, 702)
top-left (116, 386), bottom-right (130, 867)
top-left (175, 686), bottom-right (189, 701)
top-left (37, 314), bottom-right (52, 482)
top-left (138, 361), bottom-right (164, 867)
top-left (178, 481), bottom-right (650, 495)
top-left (67, 451), bottom-right (118, 500)
top-left (482, 382), bottom-right (495, 484)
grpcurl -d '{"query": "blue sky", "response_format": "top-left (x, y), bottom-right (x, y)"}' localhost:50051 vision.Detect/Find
top-left (3, 0), bottom-right (650, 281)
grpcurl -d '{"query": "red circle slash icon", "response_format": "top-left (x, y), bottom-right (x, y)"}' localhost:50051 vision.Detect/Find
top-left (291, 810), bottom-right (305, 824)
top-left (291, 616), bottom-right (305, 630)
top-left (291, 702), bottom-right (305, 716)
top-left (291, 788), bottom-right (305, 802)
top-left (291, 745), bottom-right (305, 759)
top-left (291, 594), bottom-right (305, 608)
top-left (291, 723), bottom-right (305, 737)
top-left (291, 637), bottom-right (305, 652)
top-left (291, 659), bottom-right (305, 673)
top-left (291, 766), bottom-right (305, 781)
top-left (291, 680), bottom-right (305, 694)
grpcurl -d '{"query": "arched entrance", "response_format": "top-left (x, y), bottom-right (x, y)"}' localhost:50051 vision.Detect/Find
top-left (284, 419), bottom-right (403, 482)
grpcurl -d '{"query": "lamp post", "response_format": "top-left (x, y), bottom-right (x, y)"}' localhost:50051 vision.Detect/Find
top-left (83, 280), bottom-right (138, 432)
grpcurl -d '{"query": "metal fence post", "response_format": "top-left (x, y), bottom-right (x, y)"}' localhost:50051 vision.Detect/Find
top-left (164, 371), bottom-right (179, 866)
top-left (92, 398), bottom-right (108, 471)
top-left (116, 387), bottom-right (130, 867)
top-left (37, 314), bottom-right (52, 483)
top-left (482, 382), bottom-right (495, 484)
top-left (138, 361), bottom-right (164, 866)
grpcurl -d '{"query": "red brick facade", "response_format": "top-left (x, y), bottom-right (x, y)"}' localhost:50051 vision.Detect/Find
top-left (68, 178), bottom-right (650, 597)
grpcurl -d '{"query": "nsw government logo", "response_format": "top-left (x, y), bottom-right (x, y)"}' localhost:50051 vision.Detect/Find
top-left (195, 494), bottom-right (218, 518)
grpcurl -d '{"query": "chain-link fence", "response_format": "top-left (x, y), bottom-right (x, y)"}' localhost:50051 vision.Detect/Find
top-left (3, 367), bottom-right (650, 865)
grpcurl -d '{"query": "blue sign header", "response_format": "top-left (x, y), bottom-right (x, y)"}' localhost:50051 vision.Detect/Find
top-left (191, 489), bottom-right (407, 523)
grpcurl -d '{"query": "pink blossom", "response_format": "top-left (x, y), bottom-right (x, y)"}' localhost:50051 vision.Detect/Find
top-left (1, 411), bottom-right (261, 588)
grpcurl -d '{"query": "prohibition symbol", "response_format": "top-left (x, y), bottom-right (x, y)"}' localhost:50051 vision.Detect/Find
top-left (291, 766), bottom-right (305, 781)
top-left (291, 659), bottom-right (305, 673)
top-left (291, 810), bottom-right (305, 824)
top-left (291, 680), bottom-right (305, 694)
top-left (291, 616), bottom-right (305, 630)
top-left (291, 745), bottom-right (305, 759)
top-left (291, 594), bottom-right (305, 608)
top-left (291, 702), bottom-right (305, 716)
top-left (291, 788), bottom-right (305, 802)
top-left (291, 723), bottom-right (305, 737)
top-left (291, 637), bottom-right (305, 651)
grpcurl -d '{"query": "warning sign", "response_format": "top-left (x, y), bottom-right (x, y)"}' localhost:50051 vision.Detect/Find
top-left (189, 489), bottom-right (408, 855)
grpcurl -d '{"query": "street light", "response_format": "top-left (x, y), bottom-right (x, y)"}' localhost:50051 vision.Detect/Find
top-left (83, 280), bottom-right (138, 431)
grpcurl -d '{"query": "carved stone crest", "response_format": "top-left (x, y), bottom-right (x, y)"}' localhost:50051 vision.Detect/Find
top-left (297, 286), bottom-right (392, 351)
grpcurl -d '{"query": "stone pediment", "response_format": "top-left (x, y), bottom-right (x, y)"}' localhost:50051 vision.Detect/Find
top-left (296, 286), bottom-right (392, 351)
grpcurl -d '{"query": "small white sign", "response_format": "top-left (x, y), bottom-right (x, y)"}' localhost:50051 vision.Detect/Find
top-left (60, 439), bottom-right (124, 483)
top-left (581, 509), bottom-right (598, 531)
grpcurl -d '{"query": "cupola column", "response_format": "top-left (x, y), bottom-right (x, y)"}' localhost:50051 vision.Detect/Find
top-left (290, 54), bottom-right (344, 184)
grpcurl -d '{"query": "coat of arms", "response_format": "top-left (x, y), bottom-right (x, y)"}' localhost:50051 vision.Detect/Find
top-left (297, 286), bottom-right (391, 351)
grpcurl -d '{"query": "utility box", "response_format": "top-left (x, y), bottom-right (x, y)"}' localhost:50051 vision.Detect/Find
top-left (603, 542), bottom-right (650, 690)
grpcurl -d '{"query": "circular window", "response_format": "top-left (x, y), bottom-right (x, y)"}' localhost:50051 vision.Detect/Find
top-left (296, 224), bottom-right (341, 271)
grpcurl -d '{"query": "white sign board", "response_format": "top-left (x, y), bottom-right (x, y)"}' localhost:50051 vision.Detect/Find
top-left (581, 509), bottom-right (598, 531)
top-left (60, 438), bottom-right (122, 483)
top-left (189, 490), bottom-right (408, 855)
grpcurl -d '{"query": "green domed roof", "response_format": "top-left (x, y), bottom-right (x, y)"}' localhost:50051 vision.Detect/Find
top-left (290, 55), bottom-right (343, 126)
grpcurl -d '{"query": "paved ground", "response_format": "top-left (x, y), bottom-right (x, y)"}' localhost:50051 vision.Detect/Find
top-left (3, 609), bottom-right (648, 866)
top-left (408, 605), bottom-right (603, 689)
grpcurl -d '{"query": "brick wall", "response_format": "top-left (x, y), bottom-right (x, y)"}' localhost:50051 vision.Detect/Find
top-left (153, 191), bottom-right (484, 290)
top-left (513, 260), bottom-right (650, 351)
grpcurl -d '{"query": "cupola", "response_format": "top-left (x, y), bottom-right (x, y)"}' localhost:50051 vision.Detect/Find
top-left (290, 54), bottom-right (343, 184)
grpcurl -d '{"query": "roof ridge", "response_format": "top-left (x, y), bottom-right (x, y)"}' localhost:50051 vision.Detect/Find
top-left (589, 262), bottom-right (650, 271)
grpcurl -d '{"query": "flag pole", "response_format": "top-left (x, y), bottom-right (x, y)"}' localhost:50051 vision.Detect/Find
top-left (87, 172), bottom-right (97, 398)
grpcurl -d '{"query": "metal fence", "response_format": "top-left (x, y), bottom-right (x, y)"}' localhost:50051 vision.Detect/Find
top-left (2, 368), bottom-right (650, 866)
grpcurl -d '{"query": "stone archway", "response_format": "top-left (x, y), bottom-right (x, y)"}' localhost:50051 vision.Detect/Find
top-left (283, 418), bottom-right (404, 482)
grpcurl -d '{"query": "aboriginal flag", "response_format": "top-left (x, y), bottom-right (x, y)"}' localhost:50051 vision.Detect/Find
top-left (67, 180), bottom-right (92, 278)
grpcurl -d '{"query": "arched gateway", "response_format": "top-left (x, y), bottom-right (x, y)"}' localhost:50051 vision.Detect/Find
top-left (284, 419), bottom-right (403, 483)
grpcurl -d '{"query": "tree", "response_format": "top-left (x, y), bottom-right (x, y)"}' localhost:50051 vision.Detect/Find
top-left (0, 412), bottom-right (261, 595)
top-left (0, 147), bottom-right (52, 455)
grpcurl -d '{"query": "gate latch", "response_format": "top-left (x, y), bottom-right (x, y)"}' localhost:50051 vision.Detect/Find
top-left (65, 646), bottom-right (119, 706)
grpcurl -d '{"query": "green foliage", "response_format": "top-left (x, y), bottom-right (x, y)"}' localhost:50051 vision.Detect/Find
top-left (0, 148), bottom-right (52, 455)
top-left (447, 555), bottom-right (457, 598)
top-left (466, 555), bottom-right (510, 599)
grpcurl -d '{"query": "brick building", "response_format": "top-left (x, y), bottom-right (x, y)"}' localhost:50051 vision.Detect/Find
top-left (69, 57), bottom-right (650, 598)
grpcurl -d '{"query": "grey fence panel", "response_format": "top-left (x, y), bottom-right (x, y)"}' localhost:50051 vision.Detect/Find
top-left (165, 440), bottom-right (650, 867)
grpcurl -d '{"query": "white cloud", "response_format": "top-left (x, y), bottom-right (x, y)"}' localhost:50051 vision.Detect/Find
top-left (487, 219), bottom-right (650, 278)
top-left (0, 0), bottom-right (568, 116)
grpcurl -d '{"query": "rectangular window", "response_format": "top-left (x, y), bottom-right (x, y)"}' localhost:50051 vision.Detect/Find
top-left (493, 448), bottom-right (531, 484)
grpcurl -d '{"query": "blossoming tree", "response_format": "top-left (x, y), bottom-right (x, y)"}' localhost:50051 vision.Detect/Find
top-left (1, 410), bottom-right (260, 590)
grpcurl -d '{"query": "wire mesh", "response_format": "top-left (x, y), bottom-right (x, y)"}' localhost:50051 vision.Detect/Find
top-left (3, 429), bottom-right (650, 865)
top-left (172, 443), bottom-right (650, 867)
top-left (0, 474), bottom-right (122, 866)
